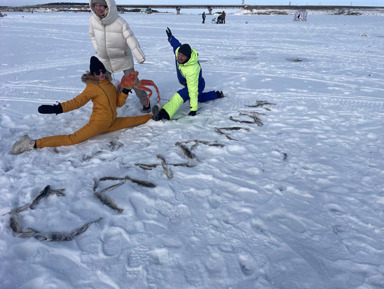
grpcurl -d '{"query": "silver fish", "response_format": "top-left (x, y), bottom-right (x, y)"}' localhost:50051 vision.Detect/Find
top-left (9, 215), bottom-right (23, 234)
top-left (126, 177), bottom-right (157, 188)
top-left (229, 116), bottom-right (254, 124)
top-left (94, 193), bottom-right (124, 213)
top-left (10, 221), bottom-right (36, 239)
top-left (171, 163), bottom-right (196, 168)
top-left (214, 127), bottom-right (237, 141)
top-left (183, 139), bottom-right (225, 149)
top-left (99, 176), bottom-right (124, 181)
top-left (4, 204), bottom-right (29, 216)
top-left (175, 142), bottom-right (196, 160)
top-left (135, 163), bottom-right (158, 170)
top-left (214, 127), bottom-right (226, 136)
top-left (28, 217), bottom-right (103, 241)
top-left (98, 175), bottom-right (156, 188)
top-left (239, 113), bottom-right (264, 126)
top-left (238, 110), bottom-right (266, 116)
top-left (220, 127), bottom-right (250, 131)
top-left (246, 100), bottom-right (276, 108)
top-left (29, 185), bottom-right (65, 210)
top-left (98, 182), bottom-right (125, 195)
top-left (157, 154), bottom-right (174, 179)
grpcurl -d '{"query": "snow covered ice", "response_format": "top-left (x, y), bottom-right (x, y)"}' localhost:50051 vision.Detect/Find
top-left (1, 11), bottom-right (384, 289)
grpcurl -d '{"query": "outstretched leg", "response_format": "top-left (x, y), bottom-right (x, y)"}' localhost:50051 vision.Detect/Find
top-left (106, 114), bottom-right (152, 132)
top-left (198, 91), bottom-right (218, 102)
top-left (162, 93), bottom-right (184, 119)
top-left (35, 114), bottom-right (152, 149)
top-left (36, 122), bottom-right (110, 148)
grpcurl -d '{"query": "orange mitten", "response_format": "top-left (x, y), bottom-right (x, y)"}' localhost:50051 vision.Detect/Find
top-left (120, 71), bottom-right (139, 90)
top-left (120, 75), bottom-right (133, 90)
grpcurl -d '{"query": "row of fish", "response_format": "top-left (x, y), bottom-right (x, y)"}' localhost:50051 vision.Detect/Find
top-left (220, 100), bottom-right (276, 139)
top-left (134, 100), bottom-right (275, 176)
top-left (7, 185), bottom-right (102, 241)
top-left (93, 175), bottom-right (157, 213)
top-left (9, 177), bottom-right (158, 240)
top-left (136, 140), bottom-right (225, 179)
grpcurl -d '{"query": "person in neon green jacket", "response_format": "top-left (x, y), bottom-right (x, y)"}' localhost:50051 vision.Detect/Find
top-left (152, 28), bottom-right (224, 121)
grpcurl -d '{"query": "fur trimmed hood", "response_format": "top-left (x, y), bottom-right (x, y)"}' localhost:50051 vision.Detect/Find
top-left (81, 71), bottom-right (112, 84)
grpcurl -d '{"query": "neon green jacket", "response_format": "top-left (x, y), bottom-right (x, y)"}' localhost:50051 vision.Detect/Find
top-left (175, 47), bottom-right (200, 111)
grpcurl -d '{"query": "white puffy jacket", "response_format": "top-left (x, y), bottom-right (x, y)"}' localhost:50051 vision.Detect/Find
top-left (89, 0), bottom-right (145, 73)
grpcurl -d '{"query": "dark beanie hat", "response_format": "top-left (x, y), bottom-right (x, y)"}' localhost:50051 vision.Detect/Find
top-left (178, 44), bottom-right (191, 59)
top-left (90, 56), bottom-right (106, 74)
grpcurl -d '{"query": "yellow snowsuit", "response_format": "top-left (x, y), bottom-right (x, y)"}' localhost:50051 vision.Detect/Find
top-left (36, 73), bottom-right (151, 148)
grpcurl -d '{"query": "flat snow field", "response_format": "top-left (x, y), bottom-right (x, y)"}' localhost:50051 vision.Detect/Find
top-left (1, 12), bottom-right (384, 289)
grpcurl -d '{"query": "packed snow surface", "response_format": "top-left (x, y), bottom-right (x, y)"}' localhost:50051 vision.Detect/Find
top-left (1, 12), bottom-right (384, 289)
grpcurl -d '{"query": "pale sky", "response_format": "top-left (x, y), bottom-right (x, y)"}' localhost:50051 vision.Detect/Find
top-left (1, 0), bottom-right (383, 7)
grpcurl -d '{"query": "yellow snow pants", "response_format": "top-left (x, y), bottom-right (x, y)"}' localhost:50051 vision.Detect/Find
top-left (36, 114), bottom-right (152, 148)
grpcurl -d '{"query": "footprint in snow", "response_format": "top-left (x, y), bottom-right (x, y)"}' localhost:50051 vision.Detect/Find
top-left (127, 245), bottom-right (150, 268)
top-left (183, 262), bottom-right (206, 286)
top-left (125, 268), bottom-right (142, 284)
top-left (204, 253), bottom-right (226, 274)
top-left (101, 229), bottom-right (126, 257)
top-left (156, 200), bottom-right (191, 223)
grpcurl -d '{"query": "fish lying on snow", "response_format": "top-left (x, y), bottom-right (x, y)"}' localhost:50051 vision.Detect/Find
top-left (4, 185), bottom-right (65, 216)
top-left (8, 185), bottom-right (102, 241)
top-left (175, 142), bottom-right (198, 160)
top-left (93, 175), bottom-right (156, 213)
top-left (98, 176), bottom-right (156, 188)
top-left (214, 127), bottom-right (249, 141)
top-left (26, 217), bottom-right (103, 242)
top-left (94, 192), bottom-right (124, 213)
top-left (157, 154), bottom-right (174, 179)
top-left (29, 185), bottom-right (65, 210)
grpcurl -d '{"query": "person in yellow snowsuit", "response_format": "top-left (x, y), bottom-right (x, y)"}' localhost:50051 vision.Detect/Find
top-left (11, 56), bottom-right (152, 154)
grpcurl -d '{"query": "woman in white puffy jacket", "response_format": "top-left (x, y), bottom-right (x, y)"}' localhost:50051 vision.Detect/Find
top-left (89, 0), bottom-right (150, 112)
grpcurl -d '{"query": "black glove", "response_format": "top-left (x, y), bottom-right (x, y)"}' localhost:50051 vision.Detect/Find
top-left (166, 27), bottom-right (172, 38)
top-left (188, 111), bottom-right (197, 116)
top-left (122, 88), bottom-right (132, 95)
top-left (38, 104), bottom-right (63, 114)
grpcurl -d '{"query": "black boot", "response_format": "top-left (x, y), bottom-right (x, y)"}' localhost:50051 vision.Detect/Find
top-left (158, 109), bottom-right (170, 120)
top-left (151, 103), bottom-right (162, 120)
top-left (141, 103), bottom-right (151, 113)
top-left (152, 104), bottom-right (170, 121)
top-left (216, 91), bottom-right (224, 98)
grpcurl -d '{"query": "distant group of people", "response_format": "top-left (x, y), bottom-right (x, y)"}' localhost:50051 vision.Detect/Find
top-left (201, 11), bottom-right (226, 24)
top-left (12, 0), bottom-right (224, 155)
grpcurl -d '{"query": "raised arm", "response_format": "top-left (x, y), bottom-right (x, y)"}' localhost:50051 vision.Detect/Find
top-left (166, 27), bottom-right (182, 53)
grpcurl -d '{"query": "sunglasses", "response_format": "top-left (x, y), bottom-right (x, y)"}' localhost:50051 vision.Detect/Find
top-left (94, 69), bottom-right (107, 75)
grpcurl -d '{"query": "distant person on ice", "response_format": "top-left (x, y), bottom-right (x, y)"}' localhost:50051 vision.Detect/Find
top-left (89, 0), bottom-right (150, 113)
top-left (11, 57), bottom-right (152, 155)
top-left (202, 12), bottom-right (206, 24)
top-left (216, 14), bottom-right (223, 24)
top-left (151, 28), bottom-right (224, 121)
